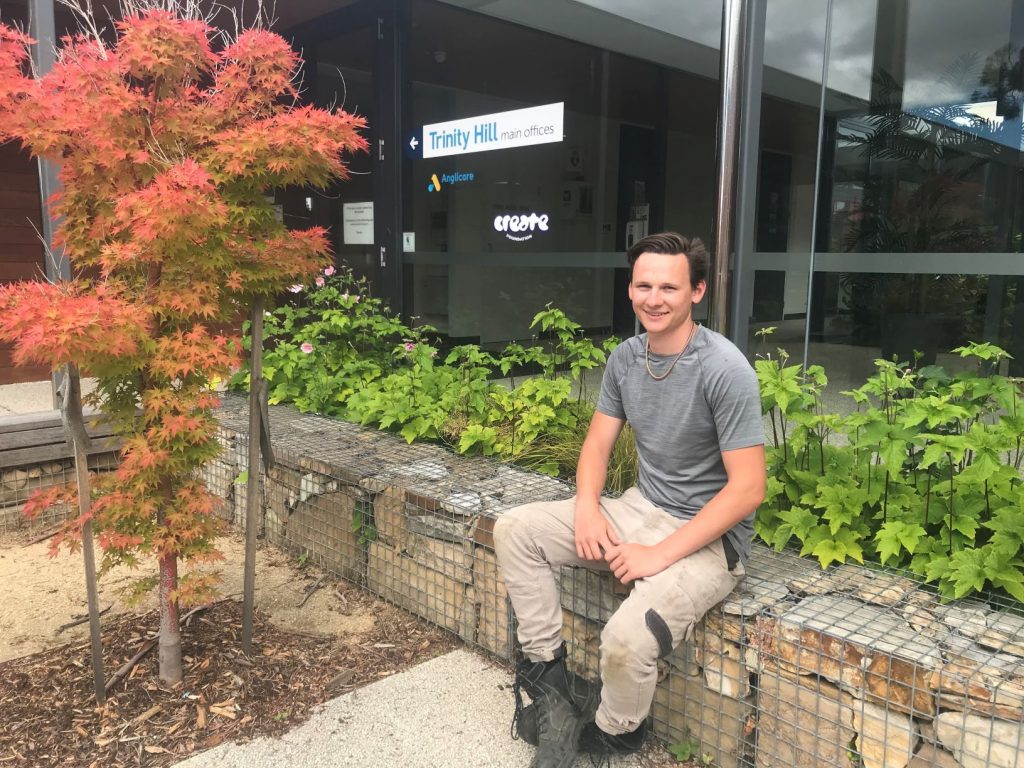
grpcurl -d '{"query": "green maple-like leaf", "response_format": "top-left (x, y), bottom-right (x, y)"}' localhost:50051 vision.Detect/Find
top-left (804, 527), bottom-right (864, 569)
top-left (923, 554), bottom-right (951, 583)
top-left (667, 737), bottom-right (700, 762)
top-left (400, 418), bottom-right (424, 443)
top-left (918, 442), bottom-right (952, 470)
top-left (811, 482), bottom-right (869, 535)
top-left (947, 548), bottom-right (988, 599)
top-left (874, 521), bottom-right (926, 565)
top-left (982, 546), bottom-right (1024, 600)
top-left (764, 475), bottom-right (785, 503)
top-left (988, 568), bottom-right (1024, 602)
top-left (878, 438), bottom-right (908, 473)
top-left (947, 514), bottom-right (980, 541)
top-left (777, 506), bottom-right (819, 543)
top-left (985, 507), bottom-right (1024, 555)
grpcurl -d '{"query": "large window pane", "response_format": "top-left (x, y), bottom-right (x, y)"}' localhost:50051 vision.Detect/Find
top-left (754, 0), bottom-right (1024, 388)
top-left (746, 0), bottom-right (831, 363)
top-left (403, 0), bottom-right (722, 348)
top-left (819, 0), bottom-right (1023, 385)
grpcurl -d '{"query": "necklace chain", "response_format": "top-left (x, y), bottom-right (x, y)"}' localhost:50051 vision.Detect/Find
top-left (644, 322), bottom-right (698, 381)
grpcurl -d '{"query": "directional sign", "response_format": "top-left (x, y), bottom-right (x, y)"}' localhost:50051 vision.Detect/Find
top-left (404, 131), bottom-right (423, 159)
top-left (403, 103), bottom-right (563, 161)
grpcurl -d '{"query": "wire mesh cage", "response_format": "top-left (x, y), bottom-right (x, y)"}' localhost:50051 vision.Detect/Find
top-left (0, 411), bottom-right (119, 535)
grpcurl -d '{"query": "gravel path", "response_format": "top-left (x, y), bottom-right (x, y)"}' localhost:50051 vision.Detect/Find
top-left (175, 648), bottom-right (667, 768)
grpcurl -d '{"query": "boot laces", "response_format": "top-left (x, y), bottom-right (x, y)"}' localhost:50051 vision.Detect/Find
top-left (510, 670), bottom-right (526, 741)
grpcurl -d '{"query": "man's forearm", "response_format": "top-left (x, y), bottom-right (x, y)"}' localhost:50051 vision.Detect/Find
top-left (655, 481), bottom-right (763, 566)
top-left (574, 438), bottom-right (609, 510)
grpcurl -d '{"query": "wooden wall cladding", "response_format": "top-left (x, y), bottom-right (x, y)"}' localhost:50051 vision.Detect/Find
top-left (0, 141), bottom-right (47, 384)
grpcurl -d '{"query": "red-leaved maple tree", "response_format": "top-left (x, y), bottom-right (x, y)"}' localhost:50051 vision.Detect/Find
top-left (0, 10), bottom-right (366, 683)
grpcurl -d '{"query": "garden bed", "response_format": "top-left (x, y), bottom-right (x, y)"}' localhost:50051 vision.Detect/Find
top-left (0, 530), bottom-right (460, 767)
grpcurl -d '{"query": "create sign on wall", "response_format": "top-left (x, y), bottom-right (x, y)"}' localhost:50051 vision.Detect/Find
top-left (415, 102), bottom-right (564, 159)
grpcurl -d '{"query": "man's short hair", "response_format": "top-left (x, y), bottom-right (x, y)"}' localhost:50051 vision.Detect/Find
top-left (626, 232), bottom-right (709, 290)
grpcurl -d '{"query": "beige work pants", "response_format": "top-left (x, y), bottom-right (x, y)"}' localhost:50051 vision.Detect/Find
top-left (492, 487), bottom-right (742, 736)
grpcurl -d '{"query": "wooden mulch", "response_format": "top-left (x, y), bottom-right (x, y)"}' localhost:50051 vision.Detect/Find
top-left (0, 594), bottom-right (459, 767)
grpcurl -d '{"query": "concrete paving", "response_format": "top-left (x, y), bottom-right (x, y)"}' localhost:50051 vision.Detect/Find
top-left (175, 648), bottom-right (646, 768)
top-left (0, 379), bottom-right (56, 415)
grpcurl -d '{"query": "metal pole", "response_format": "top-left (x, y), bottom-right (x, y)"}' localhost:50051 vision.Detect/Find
top-left (241, 298), bottom-right (264, 655)
top-left (30, 0), bottom-right (72, 409)
top-left (728, 0), bottom-right (767, 354)
top-left (710, 0), bottom-right (749, 335)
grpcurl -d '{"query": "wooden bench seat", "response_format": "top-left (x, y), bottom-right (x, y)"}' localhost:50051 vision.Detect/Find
top-left (0, 410), bottom-right (121, 470)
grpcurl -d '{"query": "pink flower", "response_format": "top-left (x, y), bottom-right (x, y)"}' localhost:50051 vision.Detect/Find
top-left (324, 266), bottom-right (336, 276)
top-left (315, 276), bottom-right (325, 287)
top-left (404, 342), bottom-right (416, 351)
top-left (300, 342), bottom-right (314, 354)
top-left (288, 284), bottom-right (303, 293)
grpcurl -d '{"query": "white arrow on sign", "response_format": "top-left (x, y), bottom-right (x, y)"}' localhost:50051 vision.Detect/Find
top-left (409, 136), bottom-right (419, 151)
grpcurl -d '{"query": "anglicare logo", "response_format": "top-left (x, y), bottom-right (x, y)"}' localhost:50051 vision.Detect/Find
top-left (427, 171), bottom-right (476, 191)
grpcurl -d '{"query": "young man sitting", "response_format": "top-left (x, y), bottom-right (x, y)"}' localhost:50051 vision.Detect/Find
top-left (494, 232), bottom-right (766, 767)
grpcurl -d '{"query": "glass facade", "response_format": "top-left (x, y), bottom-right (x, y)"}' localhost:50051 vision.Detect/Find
top-left (283, 0), bottom-right (1024, 383)
top-left (752, 0), bottom-right (1024, 388)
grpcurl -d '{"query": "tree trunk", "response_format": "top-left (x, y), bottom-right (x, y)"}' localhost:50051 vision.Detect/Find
top-left (158, 552), bottom-right (182, 685)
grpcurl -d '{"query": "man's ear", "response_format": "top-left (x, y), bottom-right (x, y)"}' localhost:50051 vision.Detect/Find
top-left (692, 280), bottom-right (708, 304)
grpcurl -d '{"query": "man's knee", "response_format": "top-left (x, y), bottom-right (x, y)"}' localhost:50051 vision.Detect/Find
top-left (600, 612), bottom-right (661, 670)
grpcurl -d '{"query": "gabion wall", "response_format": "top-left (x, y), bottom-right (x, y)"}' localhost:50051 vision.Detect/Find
top-left (1, 413), bottom-right (119, 534)
top-left (156, 393), bottom-right (1024, 766)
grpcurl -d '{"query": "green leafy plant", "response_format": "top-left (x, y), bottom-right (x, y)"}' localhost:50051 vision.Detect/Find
top-left (352, 499), bottom-right (377, 548)
top-left (241, 294), bottom-right (617, 472)
top-left (233, 266), bottom-right (420, 417)
top-left (756, 328), bottom-right (1024, 602)
top-left (527, 304), bottom-right (615, 401)
top-left (346, 341), bottom-right (475, 443)
top-left (513, 407), bottom-right (638, 491)
top-left (668, 729), bottom-right (703, 762)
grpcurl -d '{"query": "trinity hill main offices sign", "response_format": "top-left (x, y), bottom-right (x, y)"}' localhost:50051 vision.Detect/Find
top-left (411, 102), bottom-right (564, 159)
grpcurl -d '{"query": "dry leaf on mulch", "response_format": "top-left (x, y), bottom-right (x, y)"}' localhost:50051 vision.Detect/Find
top-left (0, 594), bottom-right (458, 767)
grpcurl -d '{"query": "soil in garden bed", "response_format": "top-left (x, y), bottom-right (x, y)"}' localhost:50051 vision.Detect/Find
top-left (0, 598), bottom-right (459, 767)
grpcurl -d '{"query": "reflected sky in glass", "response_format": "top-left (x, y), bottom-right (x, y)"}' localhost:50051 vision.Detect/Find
top-left (581, 0), bottom-right (1018, 109)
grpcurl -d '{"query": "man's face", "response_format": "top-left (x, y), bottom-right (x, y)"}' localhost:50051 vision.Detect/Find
top-left (628, 251), bottom-right (706, 342)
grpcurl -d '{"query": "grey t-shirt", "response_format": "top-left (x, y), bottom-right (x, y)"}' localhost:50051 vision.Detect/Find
top-left (596, 326), bottom-right (765, 562)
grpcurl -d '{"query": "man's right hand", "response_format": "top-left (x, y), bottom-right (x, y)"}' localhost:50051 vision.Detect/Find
top-left (575, 502), bottom-right (620, 561)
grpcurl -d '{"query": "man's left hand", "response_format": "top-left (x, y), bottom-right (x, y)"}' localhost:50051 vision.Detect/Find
top-left (604, 543), bottom-right (670, 585)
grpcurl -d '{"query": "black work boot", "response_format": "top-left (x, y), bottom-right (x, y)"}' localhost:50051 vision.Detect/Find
top-left (582, 719), bottom-right (647, 760)
top-left (510, 644), bottom-right (594, 768)
top-left (520, 710), bottom-right (647, 760)
top-left (514, 672), bottom-right (598, 747)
